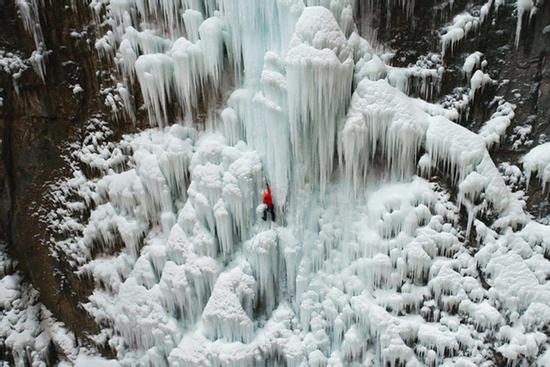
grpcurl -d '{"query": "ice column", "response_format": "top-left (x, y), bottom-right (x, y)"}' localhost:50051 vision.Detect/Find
top-left (135, 54), bottom-right (174, 127)
top-left (285, 7), bottom-right (354, 196)
top-left (246, 230), bottom-right (281, 316)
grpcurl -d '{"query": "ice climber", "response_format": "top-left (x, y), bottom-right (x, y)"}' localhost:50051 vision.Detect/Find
top-left (262, 184), bottom-right (275, 221)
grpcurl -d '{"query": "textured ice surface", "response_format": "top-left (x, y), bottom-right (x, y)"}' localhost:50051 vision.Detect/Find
top-left (523, 142), bottom-right (550, 190)
top-left (14, 0), bottom-right (550, 365)
top-left (55, 118), bottom-right (546, 365)
top-left (441, 12), bottom-right (481, 58)
top-left (0, 244), bottom-right (81, 366)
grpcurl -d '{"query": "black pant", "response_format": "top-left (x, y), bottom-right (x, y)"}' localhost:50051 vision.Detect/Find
top-left (263, 205), bottom-right (275, 221)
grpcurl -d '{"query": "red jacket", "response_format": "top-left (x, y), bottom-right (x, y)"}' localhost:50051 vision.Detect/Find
top-left (262, 187), bottom-right (273, 207)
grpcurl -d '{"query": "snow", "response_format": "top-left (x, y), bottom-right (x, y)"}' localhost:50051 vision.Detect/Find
top-left (463, 51), bottom-right (483, 79)
top-left (427, 116), bottom-right (487, 183)
top-left (353, 52), bottom-right (442, 100)
top-left (459, 300), bottom-right (502, 330)
top-left (479, 116), bottom-right (510, 148)
top-left (520, 221), bottom-right (550, 256)
top-left (342, 79), bottom-right (430, 194)
top-left (485, 252), bottom-right (550, 312)
top-left (73, 84), bottom-right (84, 94)
top-left (441, 13), bottom-right (481, 58)
top-left (0, 243), bottom-right (78, 366)
top-left (75, 355), bottom-right (121, 367)
top-left (202, 267), bottom-right (255, 343)
top-left (479, 102), bottom-right (515, 149)
top-left (538, 349), bottom-right (550, 366)
top-left (523, 142), bottom-right (550, 190)
top-left (469, 70), bottom-right (493, 100)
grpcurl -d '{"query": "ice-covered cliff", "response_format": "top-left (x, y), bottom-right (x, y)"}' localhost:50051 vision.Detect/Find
top-left (1, 0), bottom-right (550, 365)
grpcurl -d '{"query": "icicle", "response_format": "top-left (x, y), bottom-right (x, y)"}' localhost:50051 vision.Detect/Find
top-left (158, 261), bottom-right (191, 321)
top-left (405, 242), bottom-right (432, 284)
top-left (170, 37), bottom-right (204, 118)
top-left (515, 0), bottom-right (534, 47)
top-left (469, 70), bottom-right (493, 101)
top-left (342, 79), bottom-right (429, 195)
top-left (109, 0), bottom-right (136, 32)
top-left (29, 49), bottom-right (46, 83)
top-left (133, 149), bottom-right (174, 223)
top-left (117, 38), bottom-right (138, 83)
top-left (417, 329), bottom-right (457, 363)
top-left (480, 0), bottom-right (494, 23)
top-left (418, 153), bottom-right (432, 178)
top-left (441, 13), bottom-right (481, 58)
top-left (463, 51), bottom-right (484, 80)
top-left (479, 101), bottom-right (515, 149)
top-left (123, 27), bottom-right (172, 55)
top-left (135, 53), bottom-right (174, 127)
top-left (277, 227), bottom-right (301, 298)
top-left (96, 31), bottom-right (117, 60)
top-left (458, 172), bottom-right (490, 236)
top-left (98, 277), bottom-right (181, 350)
top-left (478, 116), bottom-right (511, 149)
top-left (219, 0), bottom-right (304, 82)
top-left (222, 107), bottom-right (243, 146)
top-left (522, 142), bottom-right (550, 190)
top-left (197, 16), bottom-right (224, 86)
top-left (116, 83), bottom-right (136, 122)
top-left (159, 0), bottom-right (184, 37)
top-left (182, 9), bottom-right (204, 42)
top-left (213, 199), bottom-right (234, 256)
top-left (15, 0), bottom-right (44, 49)
top-left (286, 7), bottom-right (353, 196)
top-left (425, 116), bottom-right (486, 184)
top-left (246, 230), bottom-right (280, 316)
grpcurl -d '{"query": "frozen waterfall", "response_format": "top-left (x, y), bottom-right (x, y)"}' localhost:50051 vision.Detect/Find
top-left (19, 0), bottom-right (550, 365)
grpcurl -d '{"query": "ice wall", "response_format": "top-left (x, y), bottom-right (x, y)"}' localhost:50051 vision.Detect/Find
top-left (285, 6), bottom-right (353, 196)
top-left (31, 0), bottom-right (550, 366)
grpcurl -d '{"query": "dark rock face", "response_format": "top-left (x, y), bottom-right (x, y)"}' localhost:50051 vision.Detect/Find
top-left (0, 0), bottom-right (104, 337)
top-left (0, 0), bottom-right (549, 360)
top-left (498, 3), bottom-right (550, 219)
